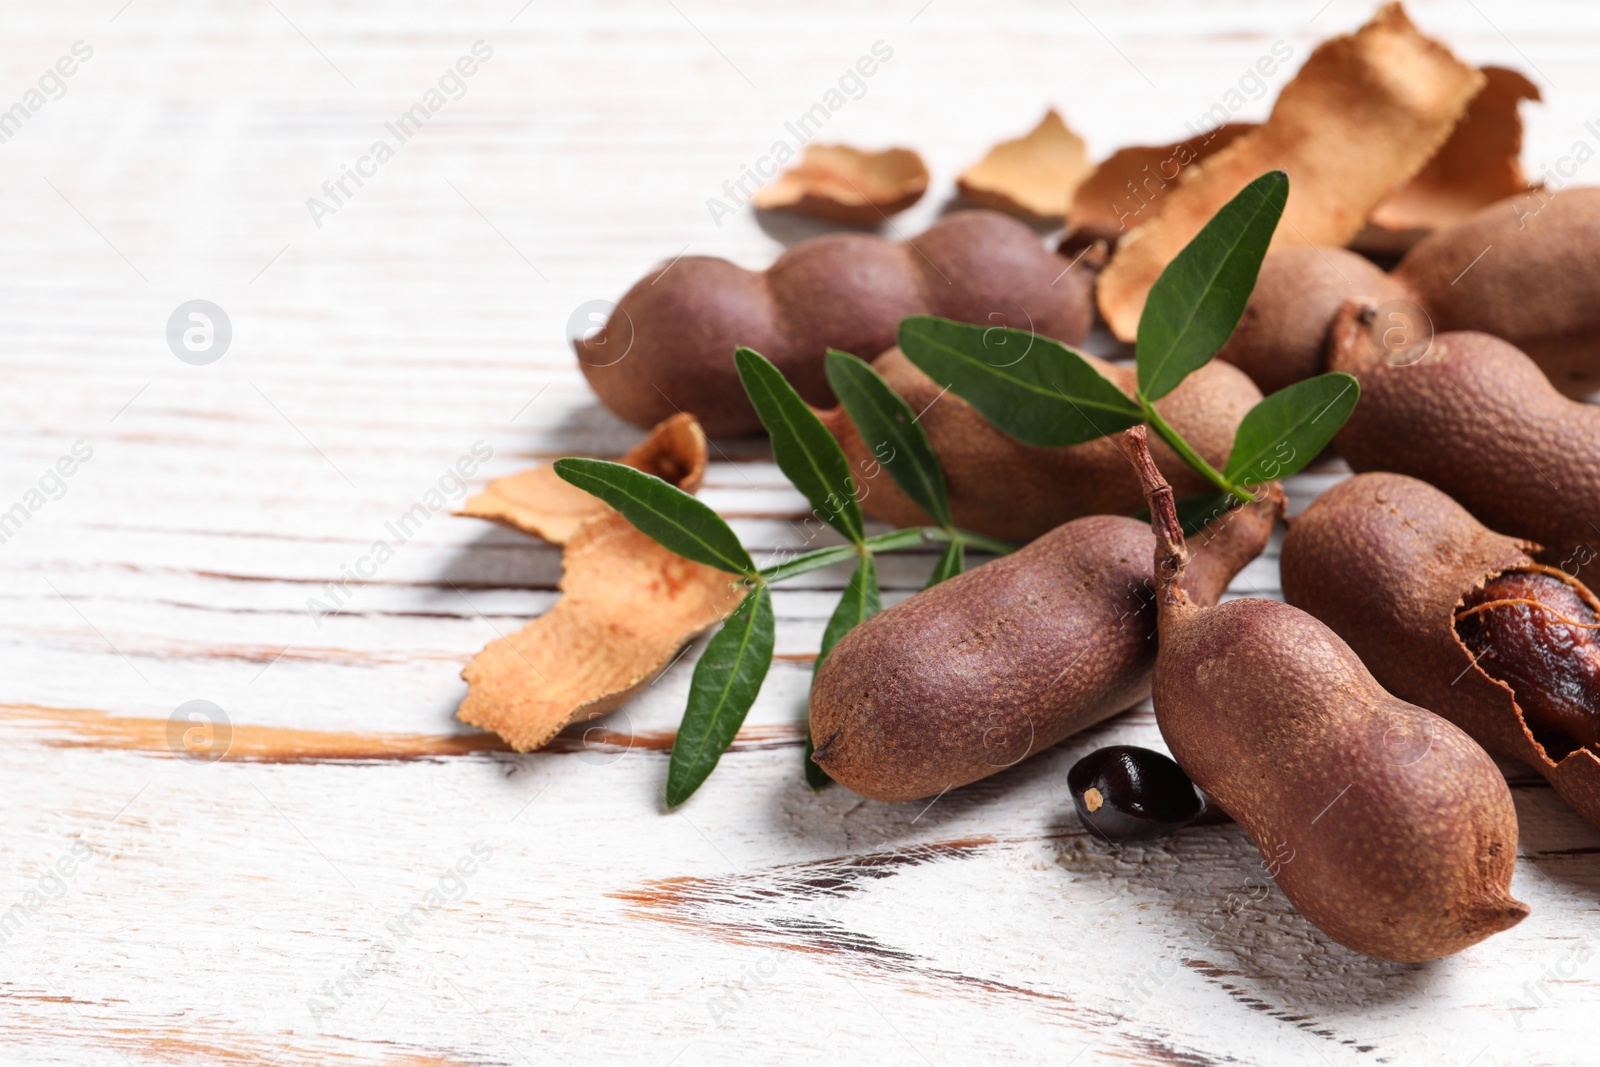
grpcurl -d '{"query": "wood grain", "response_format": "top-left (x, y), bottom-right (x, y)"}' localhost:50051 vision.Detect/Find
top-left (1, 1), bottom-right (1597, 1063)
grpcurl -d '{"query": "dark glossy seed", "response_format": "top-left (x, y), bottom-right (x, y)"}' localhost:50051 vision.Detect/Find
top-left (1068, 745), bottom-right (1210, 843)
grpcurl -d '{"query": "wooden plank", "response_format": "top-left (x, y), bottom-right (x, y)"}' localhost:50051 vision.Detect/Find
top-left (0, 1), bottom-right (1595, 1063)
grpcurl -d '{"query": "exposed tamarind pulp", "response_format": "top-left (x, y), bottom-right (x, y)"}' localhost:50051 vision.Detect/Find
top-left (1456, 568), bottom-right (1600, 753)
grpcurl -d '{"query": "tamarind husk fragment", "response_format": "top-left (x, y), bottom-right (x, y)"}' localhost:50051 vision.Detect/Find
top-left (455, 415), bottom-right (744, 751)
top-left (752, 144), bottom-right (929, 225)
top-left (956, 109), bottom-right (1093, 221)
top-left (1096, 2), bottom-right (1484, 340)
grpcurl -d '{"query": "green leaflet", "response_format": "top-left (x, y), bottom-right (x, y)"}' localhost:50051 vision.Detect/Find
top-left (666, 585), bottom-right (775, 808)
top-left (1225, 372), bottom-right (1360, 485)
top-left (924, 541), bottom-right (964, 587)
top-left (554, 458), bottom-right (755, 576)
top-left (824, 350), bottom-right (952, 528)
top-left (1136, 170), bottom-right (1288, 402)
top-left (737, 347), bottom-right (863, 544)
top-left (898, 316), bottom-right (1142, 448)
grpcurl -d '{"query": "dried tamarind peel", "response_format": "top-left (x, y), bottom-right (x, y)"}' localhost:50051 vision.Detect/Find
top-left (578, 210), bottom-right (1097, 437)
top-left (1096, 3), bottom-right (1484, 340)
top-left (1060, 124), bottom-right (1251, 254)
top-left (815, 346), bottom-right (1260, 542)
top-left (1283, 471), bottom-right (1600, 830)
top-left (455, 415), bottom-right (743, 751)
top-left (956, 109), bottom-right (1093, 221)
top-left (1123, 427), bottom-right (1525, 963)
top-left (1353, 66), bottom-right (1541, 257)
top-left (808, 489), bottom-right (1280, 802)
top-left (752, 144), bottom-right (930, 225)
top-left (458, 412), bottom-right (707, 543)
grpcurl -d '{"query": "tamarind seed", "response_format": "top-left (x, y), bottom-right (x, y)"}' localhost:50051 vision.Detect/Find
top-left (1456, 569), bottom-right (1600, 753)
top-left (1068, 745), bottom-right (1215, 843)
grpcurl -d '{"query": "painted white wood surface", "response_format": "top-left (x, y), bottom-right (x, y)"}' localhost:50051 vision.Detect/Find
top-left (1, 1), bottom-right (1598, 1063)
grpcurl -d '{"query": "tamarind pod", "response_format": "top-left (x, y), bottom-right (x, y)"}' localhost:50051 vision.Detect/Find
top-left (577, 211), bottom-right (1097, 437)
top-left (1282, 471), bottom-right (1600, 831)
top-left (808, 493), bottom-right (1279, 803)
top-left (1394, 186), bottom-right (1600, 397)
top-left (1219, 188), bottom-right (1600, 398)
top-left (1119, 430), bottom-right (1524, 963)
top-left (1327, 300), bottom-right (1600, 588)
top-left (1216, 246), bottom-right (1405, 396)
top-left (816, 348), bottom-right (1260, 542)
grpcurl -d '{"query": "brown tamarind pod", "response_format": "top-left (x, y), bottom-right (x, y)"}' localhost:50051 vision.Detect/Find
top-left (1281, 470), bottom-right (1600, 830)
top-left (1393, 186), bottom-right (1600, 397)
top-left (815, 348), bottom-right (1260, 543)
top-left (808, 491), bottom-right (1279, 803)
top-left (576, 210), bottom-right (1097, 437)
top-left (1216, 246), bottom-right (1406, 397)
top-left (1326, 299), bottom-right (1600, 588)
top-left (1122, 428), bottom-right (1525, 963)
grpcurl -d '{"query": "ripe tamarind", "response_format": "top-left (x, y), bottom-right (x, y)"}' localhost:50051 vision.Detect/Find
top-left (1219, 187), bottom-right (1600, 397)
top-left (815, 348), bottom-right (1261, 542)
top-left (1123, 428), bottom-right (1525, 963)
top-left (1327, 300), bottom-right (1600, 587)
top-left (577, 210), bottom-right (1098, 437)
top-left (1282, 470), bottom-right (1600, 830)
top-left (808, 491), bottom-right (1279, 803)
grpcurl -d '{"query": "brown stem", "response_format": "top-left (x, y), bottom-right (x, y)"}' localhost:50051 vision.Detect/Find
top-left (1116, 425), bottom-right (1189, 602)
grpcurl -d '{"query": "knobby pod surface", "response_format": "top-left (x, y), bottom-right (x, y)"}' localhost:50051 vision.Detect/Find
top-left (1122, 428), bottom-right (1524, 963)
top-left (1283, 471), bottom-right (1600, 830)
top-left (578, 210), bottom-right (1097, 437)
top-left (808, 492), bottom-right (1278, 803)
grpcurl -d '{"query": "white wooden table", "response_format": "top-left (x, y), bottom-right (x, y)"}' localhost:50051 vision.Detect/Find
top-left (3, 1), bottom-right (1597, 1063)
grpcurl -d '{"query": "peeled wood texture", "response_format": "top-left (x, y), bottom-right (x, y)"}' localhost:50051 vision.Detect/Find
top-left (577, 210), bottom-right (1096, 436)
top-left (8, 1), bottom-right (1599, 1062)
top-left (818, 348), bottom-right (1261, 542)
top-left (1281, 473), bottom-right (1600, 828)
top-left (1328, 308), bottom-right (1600, 589)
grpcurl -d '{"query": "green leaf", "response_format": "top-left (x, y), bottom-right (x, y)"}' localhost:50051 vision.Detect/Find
top-left (737, 347), bottom-right (863, 544)
top-left (1224, 372), bottom-right (1360, 486)
top-left (897, 316), bottom-right (1142, 448)
top-left (554, 458), bottom-right (755, 576)
top-left (1136, 170), bottom-right (1288, 402)
top-left (1149, 491), bottom-right (1239, 537)
top-left (924, 541), bottom-right (964, 587)
top-left (806, 556), bottom-right (882, 790)
top-left (824, 350), bottom-right (951, 528)
top-left (666, 585), bottom-right (775, 808)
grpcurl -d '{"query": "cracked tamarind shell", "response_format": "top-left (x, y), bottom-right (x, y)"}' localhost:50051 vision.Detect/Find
top-left (1327, 299), bottom-right (1600, 589)
top-left (576, 210), bottom-right (1098, 438)
top-left (808, 491), bottom-right (1279, 803)
top-left (1281, 471), bottom-right (1600, 830)
top-left (815, 348), bottom-right (1260, 543)
top-left (1119, 428), bottom-right (1524, 963)
top-left (1218, 188), bottom-right (1600, 398)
